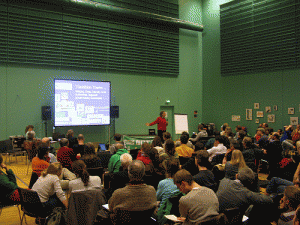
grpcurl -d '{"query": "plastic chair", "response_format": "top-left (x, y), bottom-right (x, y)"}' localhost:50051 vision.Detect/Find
top-left (19, 188), bottom-right (49, 225)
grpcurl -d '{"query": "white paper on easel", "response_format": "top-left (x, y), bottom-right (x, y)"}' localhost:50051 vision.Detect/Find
top-left (174, 114), bottom-right (188, 134)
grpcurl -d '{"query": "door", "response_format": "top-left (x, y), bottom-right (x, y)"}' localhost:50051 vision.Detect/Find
top-left (160, 106), bottom-right (174, 139)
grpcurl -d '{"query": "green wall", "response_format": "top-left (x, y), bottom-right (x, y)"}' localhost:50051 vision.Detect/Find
top-left (0, 1), bottom-right (203, 142)
top-left (202, 0), bottom-right (300, 135)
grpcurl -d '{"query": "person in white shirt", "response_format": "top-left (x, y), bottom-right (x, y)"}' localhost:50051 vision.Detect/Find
top-left (69, 160), bottom-right (101, 193)
top-left (32, 162), bottom-right (68, 215)
top-left (207, 136), bottom-right (227, 162)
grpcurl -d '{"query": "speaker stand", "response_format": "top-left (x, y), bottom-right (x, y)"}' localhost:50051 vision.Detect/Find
top-left (43, 120), bottom-right (48, 137)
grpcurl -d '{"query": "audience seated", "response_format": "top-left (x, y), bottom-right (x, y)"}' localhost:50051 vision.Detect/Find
top-left (57, 138), bottom-right (77, 171)
top-left (136, 142), bottom-right (152, 165)
top-left (66, 129), bottom-right (78, 149)
top-left (41, 137), bottom-right (56, 156)
top-left (216, 167), bottom-right (272, 223)
top-left (0, 155), bottom-right (20, 204)
top-left (156, 158), bottom-right (181, 225)
top-left (190, 124), bottom-right (208, 143)
top-left (220, 123), bottom-right (228, 136)
top-left (160, 139), bottom-right (179, 166)
top-left (32, 163), bottom-right (68, 216)
top-left (69, 160), bottom-right (101, 192)
top-left (181, 142), bottom-right (204, 176)
top-left (205, 131), bottom-right (220, 150)
top-left (233, 125), bottom-right (243, 140)
top-left (108, 160), bottom-right (157, 224)
top-left (81, 142), bottom-right (102, 169)
top-left (109, 133), bottom-right (124, 155)
top-left (223, 149), bottom-right (247, 180)
top-left (108, 143), bottom-right (128, 173)
top-left (254, 128), bottom-right (269, 149)
top-left (162, 131), bottom-right (172, 149)
top-left (58, 167), bottom-right (76, 190)
top-left (151, 136), bottom-right (164, 156)
top-left (32, 146), bottom-right (50, 177)
top-left (173, 169), bottom-right (219, 224)
top-left (193, 150), bottom-right (217, 192)
top-left (207, 135), bottom-right (227, 162)
top-left (175, 133), bottom-right (194, 158)
top-left (242, 137), bottom-right (264, 170)
top-left (72, 134), bottom-right (87, 156)
top-left (278, 186), bottom-right (300, 225)
top-left (281, 125), bottom-right (294, 154)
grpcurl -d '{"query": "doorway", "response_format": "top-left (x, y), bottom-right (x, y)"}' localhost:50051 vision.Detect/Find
top-left (160, 106), bottom-right (174, 139)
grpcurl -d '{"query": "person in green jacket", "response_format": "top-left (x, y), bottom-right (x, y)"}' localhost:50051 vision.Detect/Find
top-left (108, 143), bottom-right (128, 173)
top-left (0, 155), bottom-right (20, 204)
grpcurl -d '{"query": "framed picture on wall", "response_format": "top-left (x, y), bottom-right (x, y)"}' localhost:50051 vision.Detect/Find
top-left (274, 105), bottom-right (278, 111)
top-left (265, 106), bottom-right (271, 113)
top-left (246, 109), bottom-right (252, 120)
top-left (255, 119), bottom-right (259, 124)
top-left (232, 115), bottom-right (241, 122)
top-left (288, 108), bottom-right (295, 115)
top-left (290, 117), bottom-right (298, 126)
top-left (254, 103), bottom-right (260, 109)
top-left (256, 111), bottom-right (264, 117)
top-left (267, 114), bottom-right (275, 123)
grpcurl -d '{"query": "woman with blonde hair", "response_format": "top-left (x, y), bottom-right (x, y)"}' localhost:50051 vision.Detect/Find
top-left (32, 162), bottom-right (68, 214)
top-left (224, 149), bottom-right (247, 180)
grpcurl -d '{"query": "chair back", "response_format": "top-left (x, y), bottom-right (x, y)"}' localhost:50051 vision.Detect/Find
top-left (179, 156), bottom-right (190, 165)
top-left (111, 208), bottom-right (157, 225)
top-left (19, 188), bottom-right (48, 218)
top-left (195, 213), bottom-right (228, 225)
top-left (86, 167), bottom-right (104, 178)
top-left (223, 207), bottom-right (244, 225)
top-left (97, 151), bottom-right (111, 168)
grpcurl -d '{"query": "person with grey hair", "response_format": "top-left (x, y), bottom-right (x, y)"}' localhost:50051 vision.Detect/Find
top-left (108, 160), bottom-right (157, 224)
top-left (217, 167), bottom-right (273, 223)
top-left (57, 138), bottom-right (76, 171)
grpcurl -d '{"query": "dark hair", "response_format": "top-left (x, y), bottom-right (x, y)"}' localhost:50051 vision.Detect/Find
top-left (25, 125), bottom-right (34, 134)
top-left (84, 142), bottom-right (95, 155)
top-left (242, 137), bottom-right (253, 149)
top-left (160, 111), bottom-right (165, 117)
top-left (163, 132), bottom-right (171, 140)
top-left (236, 125), bottom-right (242, 131)
top-left (165, 139), bottom-right (175, 156)
top-left (163, 158), bottom-right (180, 178)
top-left (141, 142), bottom-right (151, 154)
top-left (215, 135), bottom-right (222, 143)
top-left (181, 131), bottom-right (189, 139)
top-left (147, 148), bottom-right (160, 168)
top-left (194, 142), bottom-right (204, 151)
top-left (195, 150), bottom-right (210, 168)
top-left (230, 139), bottom-right (241, 150)
top-left (173, 169), bottom-right (193, 186)
top-left (72, 160), bottom-right (90, 186)
top-left (37, 146), bottom-right (49, 159)
top-left (180, 134), bottom-right (189, 144)
top-left (273, 133), bottom-right (280, 140)
top-left (0, 155), bottom-right (3, 174)
top-left (152, 136), bottom-right (162, 148)
top-left (114, 133), bottom-right (122, 141)
top-left (222, 136), bottom-right (230, 149)
top-left (237, 167), bottom-right (255, 188)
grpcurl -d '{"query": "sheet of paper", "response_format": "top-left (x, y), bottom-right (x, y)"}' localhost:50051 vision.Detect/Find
top-left (102, 204), bottom-right (109, 210)
top-left (242, 215), bottom-right (249, 222)
top-left (164, 215), bottom-right (182, 222)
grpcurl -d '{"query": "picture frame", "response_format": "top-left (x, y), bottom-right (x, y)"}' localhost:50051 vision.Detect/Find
top-left (265, 106), bottom-right (271, 113)
top-left (246, 109), bottom-right (252, 121)
top-left (256, 111), bottom-right (264, 118)
top-left (273, 105), bottom-right (278, 111)
top-left (267, 114), bottom-right (275, 123)
top-left (290, 117), bottom-right (298, 126)
top-left (288, 108), bottom-right (295, 115)
top-left (254, 103), bottom-right (259, 109)
top-left (255, 119), bottom-right (259, 124)
top-left (232, 115), bottom-right (241, 122)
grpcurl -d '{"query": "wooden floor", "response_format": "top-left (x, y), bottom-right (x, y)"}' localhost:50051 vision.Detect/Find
top-left (0, 154), bottom-right (269, 225)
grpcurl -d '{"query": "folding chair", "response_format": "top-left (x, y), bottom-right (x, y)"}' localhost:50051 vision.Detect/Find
top-left (19, 188), bottom-right (49, 225)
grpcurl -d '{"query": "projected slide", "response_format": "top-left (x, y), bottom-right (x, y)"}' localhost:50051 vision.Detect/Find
top-left (54, 79), bottom-right (110, 126)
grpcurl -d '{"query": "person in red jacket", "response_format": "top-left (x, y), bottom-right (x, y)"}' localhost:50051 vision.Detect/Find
top-left (146, 111), bottom-right (168, 143)
top-left (57, 138), bottom-right (77, 171)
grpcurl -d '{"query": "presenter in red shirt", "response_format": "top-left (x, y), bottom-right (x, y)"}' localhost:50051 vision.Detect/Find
top-left (146, 111), bottom-right (168, 143)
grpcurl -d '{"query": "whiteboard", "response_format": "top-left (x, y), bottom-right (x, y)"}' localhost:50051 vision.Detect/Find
top-left (174, 114), bottom-right (189, 134)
